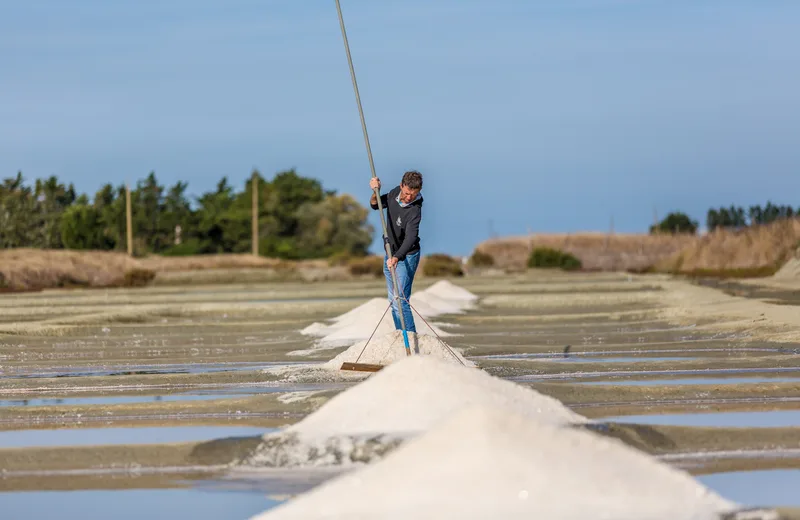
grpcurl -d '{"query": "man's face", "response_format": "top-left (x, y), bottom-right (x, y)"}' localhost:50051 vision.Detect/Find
top-left (399, 183), bottom-right (420, 204)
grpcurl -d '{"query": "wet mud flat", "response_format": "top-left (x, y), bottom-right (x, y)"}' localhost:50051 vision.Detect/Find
top-left (2, 272), bottom-right (800, 516)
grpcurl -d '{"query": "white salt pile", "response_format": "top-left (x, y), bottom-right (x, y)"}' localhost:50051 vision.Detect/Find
top-left (298, 321), bottom-right (331, 337)
top-left (241, 356), bottom-right (585, 469)
top-left (298, 281), bottom-right (478, 345)
top-left (410, 290), bottom-right (468, 315)
top-left (251, 405), bottom-right (740, 520)
top-left (424, 279), bottom-right (479, 304)
top-left (293, 355), bottom-right (583, 436)
top-left (297, 299), bottom-right (453, 350)
top-left (309, 312), bottom-right (452, 350)
top-left (299, 298), bottom-right (387, 337)
top-left (322, 331), bottom-right (474, 371)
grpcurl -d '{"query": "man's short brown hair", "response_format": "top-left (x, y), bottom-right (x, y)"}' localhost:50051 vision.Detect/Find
top-left (401, 170), bottom-right (423, 191)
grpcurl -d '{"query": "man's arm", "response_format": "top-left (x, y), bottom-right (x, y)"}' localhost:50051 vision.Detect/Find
top-left (393, 208), bottom-right (421, 260)
top-left (370, 192), bottom-right (389, 210)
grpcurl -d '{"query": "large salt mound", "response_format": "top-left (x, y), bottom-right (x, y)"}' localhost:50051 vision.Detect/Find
top-left (299, 321), bottom-right (329, 337)
top-left (252, 406), bottom-right (740, 520)
top-left (299, 298), bottom-right (453, 346)
top-left (300, 298), bottom-right (387, 337)
top-left (410, 290), bottom-right (468, 314)
top-left (240, 356), bottom-right (586, 469)
top-left (322, 331), bottom-right (474, 370)
top-left (329, 298), bottom-right (388, 325)
top-left (318, 313), bottom-right (452, 348)
top-left (425, 279), bottom-right (479, 302)
top-left (299, 281), bottom-right (477, 339)
top-left (296, 356), bottom-right (585, 436)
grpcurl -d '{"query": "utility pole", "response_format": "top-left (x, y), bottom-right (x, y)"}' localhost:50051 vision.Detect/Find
top-left (251, 174), bottom-right (258, 256)
top-left (126, 183), bottom-right (133, 256)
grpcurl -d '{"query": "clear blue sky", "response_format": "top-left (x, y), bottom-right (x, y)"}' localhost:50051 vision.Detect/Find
top-left (2, 1), bottom-right (799, 255)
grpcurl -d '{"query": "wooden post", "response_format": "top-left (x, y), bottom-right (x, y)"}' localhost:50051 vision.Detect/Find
top-left (126, 183), bottom-right (133, 256)
top-left (251, 174), bottom-right (258, 256)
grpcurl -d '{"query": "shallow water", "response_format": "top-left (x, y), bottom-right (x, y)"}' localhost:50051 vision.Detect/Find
top-left (605, 410), bottom-right (800, 428)
top-left (0, 488), bottom-right (283, 520)
top-left (0, 394), bottom-right (243, 407)
top-left (514, 366), bottom-right (800, 382)
top-left (0, 382), bottom-right (349, 407)
top-left (482, 355), bottom-right (697, 363)
top-left (697, 469), bottom-right (800, 507)
top-left (2, 361), bottom-right (312, 380)
top-left (0, 426), bottom-right (272, 448)
top-left (3, 274), bottom-right (799, 515)
top-left (582, 377), bottom-right (800, 386)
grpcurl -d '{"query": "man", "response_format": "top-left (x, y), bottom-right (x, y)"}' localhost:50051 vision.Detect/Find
top-left (369, 170), bottom-right (423, 334)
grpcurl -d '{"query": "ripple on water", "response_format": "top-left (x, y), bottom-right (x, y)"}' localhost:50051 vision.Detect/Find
top-left (581, 376), bottom-right (800, 386)
top-left (697, 469), bottom-right (800, 507)
top-left (0, 383), bottom-right (349, 408)
top-left (0, 488), bottom-right (283, 520)
top-left (0, 426), bottom-right (273, 449)
top-left (604, 410), bottom-right (800, 428)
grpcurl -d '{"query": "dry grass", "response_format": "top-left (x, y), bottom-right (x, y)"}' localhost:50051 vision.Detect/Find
top-left (475, 233), bottom-right (697, 272)
top-left (138, 254), bottom-right (283, 272)
top-left (0, 250), bottom-right (294, 292)
top-left (0, 249), bottom-right (394, 292)
top-left (655, 218), bottom-right (800, 277)
top-left (0, 249), bottom-right (143, 291)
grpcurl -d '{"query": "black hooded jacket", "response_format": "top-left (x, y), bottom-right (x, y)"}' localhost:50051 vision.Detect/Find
top-left (370, 185), bottom-right (423, 260)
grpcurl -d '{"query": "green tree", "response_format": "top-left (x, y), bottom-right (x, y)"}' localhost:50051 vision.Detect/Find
top-left (650, 211), bottom-right (698, 234)
top-left (33, 176), bottom-right (76, 248)
top-left (191, 175), bottom-right (259, 255)
top-left (268, 169), bottom-right (325, 236)
top-left (133, 172), bottom-right (170, 253)
top-left (1, 167), bottom-right (374, 259)
top-left (707, 205), bottom-right (746, 231)
top-left (294, 193), bottom-right (374, 258)
top-left (60, 204), bottom-right (111, 250)
top-left (95, 184), bottom-right (129, 251)
top-left (0, 172), bottom-right (38, 248)
top-left (161, 180), bottom-right (193, 250)
top-left (193, 177), bottom-right (237, 253)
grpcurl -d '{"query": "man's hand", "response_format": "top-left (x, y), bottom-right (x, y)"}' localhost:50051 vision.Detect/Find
top-left (386, 256), bottom-right (398, 270)
top-left (369, 177), bottom-right (381, 191)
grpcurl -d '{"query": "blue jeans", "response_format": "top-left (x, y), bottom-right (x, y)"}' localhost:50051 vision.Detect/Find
top-left (384, 250), bottom-right (420, 333)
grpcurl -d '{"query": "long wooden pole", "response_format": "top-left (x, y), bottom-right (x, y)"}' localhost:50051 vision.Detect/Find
top-left (252, 174), bottom-right (258, 256)
top-left (334, 0), bottom-right (411, 357)
top-left (126, 183), bottom-right (133, 256)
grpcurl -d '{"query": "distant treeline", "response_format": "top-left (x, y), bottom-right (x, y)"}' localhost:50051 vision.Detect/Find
top-left (0, 169), bottom-right (374, 259)
top-left (651, 202), bottom-right (799, 235)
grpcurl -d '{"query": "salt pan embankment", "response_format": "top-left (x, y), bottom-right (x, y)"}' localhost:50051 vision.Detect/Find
top-left (241, 356), bottom-right (586, 468)
top-left (252, 404), bottom-right (741, 520)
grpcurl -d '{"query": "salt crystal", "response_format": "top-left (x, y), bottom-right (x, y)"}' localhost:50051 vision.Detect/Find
top-left (293, 355), bottom-right (584, 438)
top-left (252, 405), bottom-right (738, 520)
top-left (410, 291), bottom-right (468, 315)
top-left (322, 331), bottom-right (472, 371)
top-left (424, 279), bottom-right (479, 302)
top-left (241, 356), bottom-right (585, 469)
top-left (297, 281), bottom-right (477, 343)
